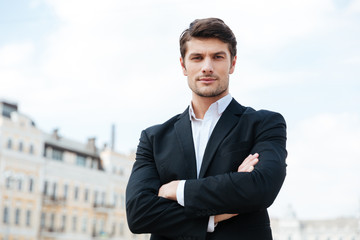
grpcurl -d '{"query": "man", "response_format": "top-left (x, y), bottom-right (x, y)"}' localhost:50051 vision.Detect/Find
top-left (126, 18), bottom-right (287, 240)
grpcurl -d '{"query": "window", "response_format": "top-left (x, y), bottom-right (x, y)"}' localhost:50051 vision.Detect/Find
top-left (111, 222), bottom-right (116, 235)
top-left (76, 155), bottom-right (86, 167)
top-left (82, 217), bottom-right (87, 233)
top-left (84, 188), bottom-right (89, 202)
top-left (94, 191), bottom-right (98, 204)
top-left (18, 141), bottom-right (23, 152)
top-left (52, 149), bottom-right (63, 161)
top-left (17, 179), bottom-right (22, 191)
top-left (113, 194), bottom-right (118, 208)
top-left (91, 159), bottom-right (98, 169)
top-left (50, 213), bottom-right (55, 229)
top-left (29, 178), bottom-right (34, 192)
top-left (101, 192), bottom-right (106, 205)
top-left (29, 144), bottom-right (34, 154)
top-left (99, 219), bottom-right (104, 232)
top-left (92, 219), bottom-right (97, 234)
top-left (3, 207), bottom-right (9, 224)
top-left (40, 212), bottom-right (46, 228)
top-left (6, 177), bottom-right (11, 189)
top-left (72, 216), bottom-right (77, 232)
top-left (52, 182), bottom-right (57, 198)
top-left (61, 215), bottom-right (66, 231)
top-left (7, 139), bottom-right (12, 149)
top-left (43, 181), bottom-right (48, 195)
top-left (63, 184), bottom-right (68, 200)
top-left (26, 210), bottom-right (31, 227)
top-left (74, 187), bottom-right (79, 200)
top-left (15, 208), bottom-right (20, 225)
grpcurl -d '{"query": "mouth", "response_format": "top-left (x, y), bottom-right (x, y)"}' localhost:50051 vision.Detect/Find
top-left (198, 76), bottom-right (217, 83)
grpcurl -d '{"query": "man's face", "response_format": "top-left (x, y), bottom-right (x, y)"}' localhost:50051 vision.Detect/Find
top-left (180, 38), bottom-right (236, 99)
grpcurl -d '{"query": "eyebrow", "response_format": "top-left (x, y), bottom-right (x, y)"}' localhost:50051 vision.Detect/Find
top-left (188, 51), bottom-right (227, 57)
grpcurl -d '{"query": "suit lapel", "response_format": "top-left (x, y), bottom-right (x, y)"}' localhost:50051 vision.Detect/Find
top-left (199, 99), bottom-right (245, 178)
top-left (174, 108), bottom-right (198, 179)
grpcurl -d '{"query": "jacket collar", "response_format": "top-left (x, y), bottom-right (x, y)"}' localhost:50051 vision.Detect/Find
top-left (175, 99), bottom-right (246, 178)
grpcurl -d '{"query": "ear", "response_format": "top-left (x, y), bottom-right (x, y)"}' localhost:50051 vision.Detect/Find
top-left (180, 57), bottom-right (187, 76)
top-left (229, 56), bottom-right (237, 74)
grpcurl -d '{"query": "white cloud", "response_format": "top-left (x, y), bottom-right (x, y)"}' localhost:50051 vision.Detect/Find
top-left (270, 112), bottom-right (360, 219)
top-left (347, 0), bottom-right (360, 13)
top-left (0, 43), bottom-right (34, 67)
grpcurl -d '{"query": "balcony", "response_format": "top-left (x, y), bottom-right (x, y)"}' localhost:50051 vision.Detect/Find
top-left (93, 202), bottom-right (115, 213)
top-left (40, 226), bottom-right (66, 238)
top-left (41, 226), bottom-right (65, 233)
top-left (43, 195), bottom-right (66, 206)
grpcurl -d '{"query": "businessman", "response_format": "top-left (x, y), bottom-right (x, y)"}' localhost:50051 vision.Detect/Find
top-left (126, 18), bottom-right (287, 240)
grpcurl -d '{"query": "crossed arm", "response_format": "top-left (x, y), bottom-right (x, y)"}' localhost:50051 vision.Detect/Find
top-left (158, 153), bottom-right (260, 224)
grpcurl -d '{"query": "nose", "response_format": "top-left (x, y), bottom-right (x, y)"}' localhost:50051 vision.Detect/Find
top-left (201, 58), bottom-right (213, 74)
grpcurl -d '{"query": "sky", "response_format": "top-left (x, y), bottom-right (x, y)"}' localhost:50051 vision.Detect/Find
top-left (0, 0), bottom-right (360, 220)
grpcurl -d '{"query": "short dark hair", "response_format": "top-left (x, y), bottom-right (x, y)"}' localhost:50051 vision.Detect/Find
top-left (179, 18), bottom-right (237, 60)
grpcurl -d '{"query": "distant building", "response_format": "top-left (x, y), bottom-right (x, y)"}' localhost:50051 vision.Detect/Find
top-left (0, 100), bottom-right (148, 240)
top-left (271, 205), bottom-right (360, 240)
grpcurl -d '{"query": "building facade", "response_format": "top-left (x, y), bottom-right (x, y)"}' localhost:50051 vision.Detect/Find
top-left (0, 100), bottom-right (148, 240)
top-left (271, 206), bottom-right (360, 240)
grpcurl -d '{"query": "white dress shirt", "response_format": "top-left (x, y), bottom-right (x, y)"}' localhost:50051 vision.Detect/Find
top-left (176, 94), bottom-right (233, 232)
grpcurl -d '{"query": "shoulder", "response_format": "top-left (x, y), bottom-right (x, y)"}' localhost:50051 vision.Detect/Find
top-left (145, 115), bottom-right (180, 133)
top-left (142, 108), bottom-right (188, 138)
top-left (245, 108), bottom-right (285, 122)
top-left (230, 99), bottom-right (285, 123)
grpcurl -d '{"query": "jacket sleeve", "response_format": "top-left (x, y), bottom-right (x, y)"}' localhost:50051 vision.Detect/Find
top-left (183, 112), bottom-right (287, 217)
top-left (126, 130), bottom-right (208, 239)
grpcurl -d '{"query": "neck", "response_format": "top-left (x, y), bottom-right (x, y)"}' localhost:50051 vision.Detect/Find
top-left (191, 92), bottom-right (227, 119)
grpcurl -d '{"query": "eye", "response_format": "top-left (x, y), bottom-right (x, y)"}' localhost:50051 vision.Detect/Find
top-left (191, 56), bottom-right (202, 60)
top-left (214, 55), bottom-right (225, 59)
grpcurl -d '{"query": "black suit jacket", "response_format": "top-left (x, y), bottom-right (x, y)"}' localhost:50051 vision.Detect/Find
top-left (126, 99), bottom-right (287, 240)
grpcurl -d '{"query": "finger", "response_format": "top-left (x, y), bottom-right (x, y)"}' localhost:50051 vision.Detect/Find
top-left (250, 157), bottom-right (259, 166)
top-left (244, 153), bottom-right (259, 165)
top-left (238, 155), bottom-right (259, 172)
top-left (239, 154), bottom-right (256, 169)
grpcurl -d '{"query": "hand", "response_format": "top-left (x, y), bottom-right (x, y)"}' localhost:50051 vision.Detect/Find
top-left (214, 213), bottom-right (238, 224)
top-left (237, 153), bottom-right (259, 172)
top-left (158, 180), bottom-right (180, 201)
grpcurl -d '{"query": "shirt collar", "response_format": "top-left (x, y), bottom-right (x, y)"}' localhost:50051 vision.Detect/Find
top-left (189, 94), bottom-right (233, 120)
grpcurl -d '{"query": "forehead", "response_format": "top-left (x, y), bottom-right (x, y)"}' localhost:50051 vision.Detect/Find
top-left (185, 38), bottom-right (231, 57)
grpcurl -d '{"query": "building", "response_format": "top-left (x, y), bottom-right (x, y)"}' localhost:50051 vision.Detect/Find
top-left (0, 100), bottom-right (149, 240)
top-left (271, 205), bottom-right (360, 240)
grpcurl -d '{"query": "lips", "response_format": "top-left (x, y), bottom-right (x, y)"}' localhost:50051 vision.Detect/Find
top-left (198, 76), bottom-right (216, 83)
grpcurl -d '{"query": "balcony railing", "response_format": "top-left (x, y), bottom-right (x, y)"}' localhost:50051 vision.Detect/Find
top-left (40, 226), bottom-right (65, 233)
top-left (42, 195), bottom-right (66, 205)
top-left (93, 203), bottom-right (115, 209)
